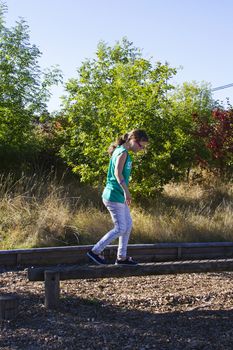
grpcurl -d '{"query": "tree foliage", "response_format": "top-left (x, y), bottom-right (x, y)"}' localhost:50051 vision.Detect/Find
top-left (0, 3), bottom-right (62, 171)
top-left (167, 82), bottom-right (214, 175)
top-left (1, 2), bottom-right (230, 193)
top-left (59, 38), bottom-right (182, 195)
top-left (193, 108), bottom-right (233, 174)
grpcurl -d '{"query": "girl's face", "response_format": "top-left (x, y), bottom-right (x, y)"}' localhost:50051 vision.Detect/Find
top-left (130, 139), bottom-right (148, 153)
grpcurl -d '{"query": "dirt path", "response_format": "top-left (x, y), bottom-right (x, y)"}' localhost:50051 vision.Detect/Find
top-left (1, 268), bottom-right (233, 349)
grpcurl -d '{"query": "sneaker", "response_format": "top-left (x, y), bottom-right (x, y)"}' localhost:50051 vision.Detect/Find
top-left (115, 257), bottom-right (138, 266)
top-left (87, 250), bottom-right (107, 265)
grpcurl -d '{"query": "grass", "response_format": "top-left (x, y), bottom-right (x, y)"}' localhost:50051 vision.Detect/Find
top-left (0, 172), bottom-right (232, 249)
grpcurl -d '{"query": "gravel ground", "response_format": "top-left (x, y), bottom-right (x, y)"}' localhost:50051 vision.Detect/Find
top-left (1, 267), bottom-right (233, 350)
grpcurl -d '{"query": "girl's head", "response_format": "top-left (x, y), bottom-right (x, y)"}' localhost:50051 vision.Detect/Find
top-left (108, 129), bottom-right (149, 155)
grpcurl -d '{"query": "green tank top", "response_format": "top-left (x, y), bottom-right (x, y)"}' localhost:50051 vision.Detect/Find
top-left (102, 145), bottom-right (132, 203)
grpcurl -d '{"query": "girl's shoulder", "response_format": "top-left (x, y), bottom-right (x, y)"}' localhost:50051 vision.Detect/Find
top-left (112, 145), bottom-right (128, 157)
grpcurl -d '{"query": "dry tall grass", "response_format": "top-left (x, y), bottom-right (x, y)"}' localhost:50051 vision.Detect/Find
top-left (0, 173), bottom-right (232, 249)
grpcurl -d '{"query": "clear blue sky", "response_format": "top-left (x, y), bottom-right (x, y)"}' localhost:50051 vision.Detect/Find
top-left (4, 0), bottom-right (233, 111)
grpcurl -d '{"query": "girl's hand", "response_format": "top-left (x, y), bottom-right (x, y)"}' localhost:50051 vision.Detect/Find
top-left (124, 189), bottom-right (132, 206)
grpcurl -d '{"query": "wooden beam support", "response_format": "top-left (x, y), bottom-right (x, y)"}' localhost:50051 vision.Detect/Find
top-left (28, 259), bottom-right (233, 309)
top-left (2, 242), bottom-right (233, 267)
top-left (29, 259), bottom-right (233, 282)
top-left (44, 271), bottom-right (60, 309)
top-left (0, 296), bottom-right (18, 320)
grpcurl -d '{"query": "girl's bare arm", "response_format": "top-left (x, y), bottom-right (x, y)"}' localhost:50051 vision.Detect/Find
top-left (115, 152), bottom-right (131, 205)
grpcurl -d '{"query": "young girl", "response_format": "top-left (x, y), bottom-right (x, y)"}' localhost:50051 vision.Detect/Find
top-left (87, 129), bottom-right (149, 265)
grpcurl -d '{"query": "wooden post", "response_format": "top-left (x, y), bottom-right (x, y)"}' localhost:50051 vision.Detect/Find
top-left (0, 296), bottom-right (18, 320)
top-left (44, 271), bottom-right (60, 309)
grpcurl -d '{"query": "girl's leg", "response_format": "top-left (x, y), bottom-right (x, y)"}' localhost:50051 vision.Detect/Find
top-left (117, 204), bottom-right (133, 259)
top-left (92, 200), bottom-right (128, 255)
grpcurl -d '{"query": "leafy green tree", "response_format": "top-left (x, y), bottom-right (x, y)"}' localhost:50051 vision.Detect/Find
top-left (0, 3), bottom-right (62, 171)
top-left (59, 38), bottom-right (178, 195)
top-left (167, 82), bottom-right (214, 178)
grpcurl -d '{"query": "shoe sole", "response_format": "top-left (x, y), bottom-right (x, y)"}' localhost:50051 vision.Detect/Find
top-left (87, 252), bottom-right (105, 265)
top-left (115, 262), bottom-right (138, 266)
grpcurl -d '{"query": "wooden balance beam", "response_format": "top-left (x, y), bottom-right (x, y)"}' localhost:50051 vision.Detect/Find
top-left (28, 259), bottom-right (233, 309)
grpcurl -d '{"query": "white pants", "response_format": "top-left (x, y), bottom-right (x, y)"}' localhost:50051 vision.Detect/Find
top-left (92, 199), bottom-right (133, 258)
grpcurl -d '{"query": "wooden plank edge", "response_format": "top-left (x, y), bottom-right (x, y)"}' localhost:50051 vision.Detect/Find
top-left (28, 259), bottom-right (233, 281)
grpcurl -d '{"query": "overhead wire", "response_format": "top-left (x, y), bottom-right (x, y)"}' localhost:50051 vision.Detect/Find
top-left (211, 83), bottom-right (233, 92)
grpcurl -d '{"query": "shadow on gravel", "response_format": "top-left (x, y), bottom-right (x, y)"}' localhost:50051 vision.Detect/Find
top-left (1, 292), bottom-right (233, 350)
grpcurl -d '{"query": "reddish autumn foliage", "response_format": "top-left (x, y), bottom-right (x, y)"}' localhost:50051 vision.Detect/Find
top-left (193, 108), bottom-right (233, 174)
